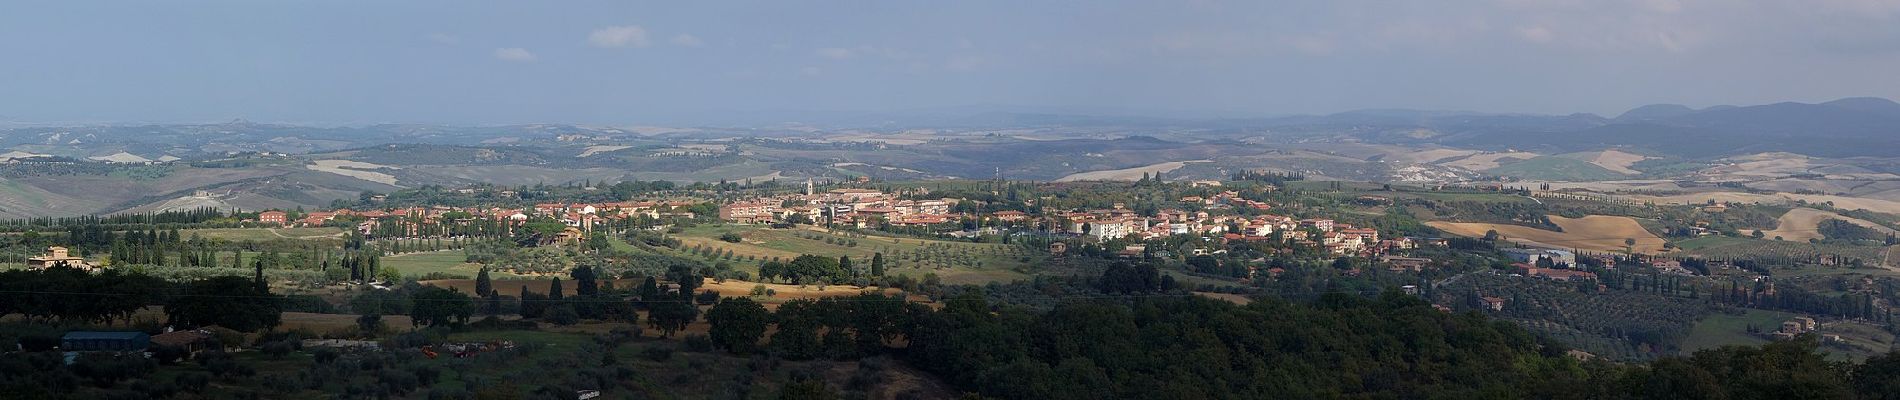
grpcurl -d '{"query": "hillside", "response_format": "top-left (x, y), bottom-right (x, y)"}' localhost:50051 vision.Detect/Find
top-left (1484, 156), bottom-right (1628, 181)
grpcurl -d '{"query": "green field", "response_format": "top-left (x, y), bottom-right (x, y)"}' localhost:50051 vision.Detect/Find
top-left (1389, 190), bottom-right (1537, 204)
top-left (672, 225), bottom-right (1042, 285)
top-left (1685, 310), bottom-right (1897, 361)
top-left (186, 227), bottom-right (346, 241)
top-left (1818, 322), bottom-right (1899, 361)
top-left (1682, 309), bottom-right (1795, 354)
top-left (1673, 236), bottom-right (1752, 251)
top-left (380, 250), bottom-right (527, 279)
top-left (1486, 156), bottom-right (1627, 181)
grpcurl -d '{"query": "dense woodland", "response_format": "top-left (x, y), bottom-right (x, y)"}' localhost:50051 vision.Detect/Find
top-left (5, 261), bottom-right (1900, 398)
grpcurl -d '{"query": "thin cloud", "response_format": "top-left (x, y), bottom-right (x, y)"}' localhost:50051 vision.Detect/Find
top-left (815, 47), bottom-right (855, 60)
top-left (426, 33), bottom-right (460, 45)
top-left (493, 47), bottom-right (536, 62)
top-left (589, 25), bottom-right (651, 48)
top-left (945, 55), bottom-right (986, 71)
top-left (670, 34), bottom-right (705, 47)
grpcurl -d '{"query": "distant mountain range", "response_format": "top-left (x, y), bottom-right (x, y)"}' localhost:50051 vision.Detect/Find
top-left (0, 96), bottom-right (1896, 219)
top-left (1, 96), bottom-right (1896, 162)
top-left (1265, 97), bottom-right (1900, 158)
top-left (703, 97), bottom-right (1900, 157)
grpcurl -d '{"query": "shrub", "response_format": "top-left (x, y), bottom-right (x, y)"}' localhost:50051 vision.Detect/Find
top-left (683, 334), bottom-right (714, 352)
top-left (174, 372), bottom-right (211, 392)
top-left (150, 344), bottom-right (190, 365)
top-left (546, 304), bottom-right (581, 326)
top-left (643, 346), bottom-right (674, 362)
top-left (314, 348), bottom-right (341, 364)
top-left (16, 333), bottom-right (60, 352)
top-left (262, 340), bottom-right (296, 359)
top-left (71, 352), bottom-right (157, 385)
top-left (695, 290), bottom-right (721, 305)
top-left (196, 350), bottom-right (254, 378)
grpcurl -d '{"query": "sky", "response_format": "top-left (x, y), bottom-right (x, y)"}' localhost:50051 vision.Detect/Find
top-left (2, 0), bottom-right (1899, 125)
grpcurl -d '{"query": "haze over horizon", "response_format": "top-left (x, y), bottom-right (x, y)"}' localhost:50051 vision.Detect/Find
top-left (4, 0), bottom-right (1900, 125)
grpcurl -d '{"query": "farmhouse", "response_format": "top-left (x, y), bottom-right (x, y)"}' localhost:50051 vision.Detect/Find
top-left (28, 246), bottom-right (94, 271)
top-left (718, 201), bottom-right (780, 224)
top-left (991, 210), bottom-right (1027, 222)
top-left (1382, 256), bottom-right (1432, 272)
top-left (1503, 248), bottom-right (1576, 267)
top-left (1513, 263), bottom-right (1599, 281)
top-left (257, 210), bottom-right (288, 225)
top-left (1651, 260), bottom-right (1695, 275)
top-left (151, 329), bottom-right (219, 353)
top-left (1481, 297), bottom-right (1506, 311)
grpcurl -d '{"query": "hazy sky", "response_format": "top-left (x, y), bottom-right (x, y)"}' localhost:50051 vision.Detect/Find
top-left (3, 0), bottom-right (1899, 125)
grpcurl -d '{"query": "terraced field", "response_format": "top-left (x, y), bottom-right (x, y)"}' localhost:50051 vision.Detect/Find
top-left (1675, 236), bottom-right (1892, 268)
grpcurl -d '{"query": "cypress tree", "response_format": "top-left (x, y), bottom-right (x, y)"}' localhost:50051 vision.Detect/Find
top-left (254, 257), bottom-right (268, 293)
top-left (476, 267), bottom-right (494, 297)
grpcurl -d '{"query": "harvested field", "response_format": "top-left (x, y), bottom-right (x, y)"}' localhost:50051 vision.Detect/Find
top-left (576, 145), bottom-right (631, 157)
top-left (1386, 148), bottom-right (1479, 164)
top-left (307, 159), bottom-right (400, 186)
top-left (279, 312), bottom-right (413, 334)
top-left (1569, 149), bottom-right (1650, 175)
top-left (1760, 208), bottom-right (1900, 242)
top-left (697, 279), bottom-right (929, 307)
top-left (1428, 215), bottom-right (1666, 253)
top-left (1055, 160), bottom-right (1210, 182)
top-left (1440, 151), bottom-right (1540, 171)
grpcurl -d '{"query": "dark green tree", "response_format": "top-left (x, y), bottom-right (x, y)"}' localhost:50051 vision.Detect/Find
top-left (572, 265), bottom-right (598, 296)
top-left (165, 276), bottom-right (281, 332)
top-left (705, 297), bottom-right (770, 354)
top-left (409, 286), bottom-right (474, 327)
top-left (474, 267), bottom-right (493, 297)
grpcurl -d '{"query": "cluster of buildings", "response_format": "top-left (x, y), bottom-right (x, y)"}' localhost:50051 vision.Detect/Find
top-left (1772, 316), bottom-right (1820, 340)
top-left (250, 201), bottom-right (701, 236)
top-left (1510, 263), bottom-right (1600, 281)
top-left (718, 185), bottom-right (1427, 257)
top-left (718, 183), bottom-right (958, 227)
top-left (1047, 191), bottom-right (1414, 256)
